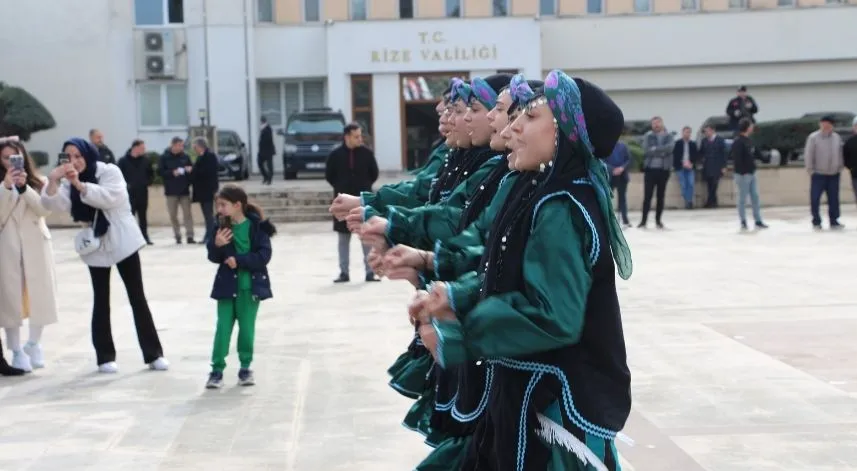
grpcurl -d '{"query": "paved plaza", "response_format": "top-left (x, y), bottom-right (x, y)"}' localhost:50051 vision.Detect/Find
top-left (1, 205), bottom-right (856, 470)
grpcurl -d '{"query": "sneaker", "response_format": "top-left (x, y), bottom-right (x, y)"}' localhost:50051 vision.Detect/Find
top-left (365, 274), bottom-right (380, 282)
top-left (98, 361), bottom-right (119, 374)
top-left (755, 221), bottom-right (769, 229)
top-left (206, 371), bottom-right (224, 389)
top-left (830, 222), bottom-right (845, 230)
top-left (740, 221), bottom-right (748, 231)
top-left (238, 368), bottom-right (255, 386)
top-left (23, 341), bottom-right (44, 369)
top-left (148, 357), bottom-right (169, 371)
top-left (11, 350), bottom-right (32, 372)
top-left (333, 273), bottom-right (350, 283)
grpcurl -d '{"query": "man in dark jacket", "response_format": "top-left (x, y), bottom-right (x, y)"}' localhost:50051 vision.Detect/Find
top-left (89, 128), bottom-right (116, 165)
top-left (672, 126), bottom-right (700, 209)
top-left (730, 118), bottom-right (768, 231)
top-left (258, 117), bottom-right (275, 185)
top-left (605, 140), bottom-right (631, 227)
top-left (844, 117), bottom-right (857, 208)
top-left (158, 137), bottom-right (196, 244)
top-left (699, 125), bottom-right (728, 208)
top-left (325, 123), bottom-right (379, 283)
top-left (726, 86), bottom-right (759, 135)
top-left (118, 139), bottom-right (154, 244)
top-left (192, 137), bottom-right (220, 244)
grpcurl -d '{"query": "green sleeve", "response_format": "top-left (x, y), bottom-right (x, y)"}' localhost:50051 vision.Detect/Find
top-left (434, 197), bottom-right (594, 367)
top-left (432, 172), bottom-right (518, 279)
top-left (360, 145), bottom-right (448, 215)
top-left (384, 156), bottom-right (503, 249)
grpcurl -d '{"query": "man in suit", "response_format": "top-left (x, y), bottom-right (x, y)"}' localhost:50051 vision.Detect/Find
top-left (325, 123), bottom-right (379, 283)
top-left (699, 125), bottom-right (729, 208)
top-left (673, 126), bottom-right (700, 209)
top-left (258, 117), bottom-right (275, 185)
top-left (191, 137), bottom-right (220, 244)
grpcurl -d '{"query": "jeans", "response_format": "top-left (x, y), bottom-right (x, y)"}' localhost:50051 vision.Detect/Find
top-left (338, 232), bottom-right (372, 276)
top-left (129, 189), bottom-right (149, 240)
top-left (258, 155), bottom-right (273, 183)
top-left (199, 199), bottom-right (215, 243)
top-left (734, 173), bottom-right (762, 224)
top-left (705, 175), bottom-right (721, 207)
top-left (640, 169), bottom-right (669, 225)
top-left (810, 173), bottom-right (841, 226)
top-left (87, 251), bottom-right (163, 366)
top-left (677, 168), bottom-right (695, 205)
top-left (610, 175), bottom-right (629, 224)
top-left (166, 195), bottom-right (194, 240)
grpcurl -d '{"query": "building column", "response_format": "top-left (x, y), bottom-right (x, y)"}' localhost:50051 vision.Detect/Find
top-left (371, 73), bottom-right (402, 171)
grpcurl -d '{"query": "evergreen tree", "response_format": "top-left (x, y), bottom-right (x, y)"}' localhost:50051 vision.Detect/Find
top-left (0, 82), bottom-right (56, 141)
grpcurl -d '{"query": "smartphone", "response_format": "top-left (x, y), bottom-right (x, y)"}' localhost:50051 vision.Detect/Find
top-left (58, 152), bottom-right (70, 165)
top-left (218, 215), bottom-right (232, 228)
top-left (9, 154), bottom-right (24, 171)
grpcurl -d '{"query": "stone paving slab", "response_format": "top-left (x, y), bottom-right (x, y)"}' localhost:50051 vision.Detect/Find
top-left (1, 205), bottom-right (856, 470)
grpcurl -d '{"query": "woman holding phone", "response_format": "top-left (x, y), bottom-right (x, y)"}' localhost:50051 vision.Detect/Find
top-left (41, 138), bottom-right (168, 374)
top-left (0, 138), bottom-right (59, 372)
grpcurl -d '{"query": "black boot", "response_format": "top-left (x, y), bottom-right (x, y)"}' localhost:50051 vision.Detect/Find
top-left (0, 338), bottom-right (25, 376)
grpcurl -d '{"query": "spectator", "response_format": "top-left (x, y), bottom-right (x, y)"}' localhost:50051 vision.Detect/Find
top-left (258, 117), bottom-right (275, 185)
top-left (191, 137), bottom-right (220, 244)
top-left (805, 115), bottom-right (844, 230)
top-left (41, 138), bottom-right (168, 373)
top-left (699, 125), bottom-right (729, 208)
top-left (118, 139), bottom-right (154, 245)
top-left (89, 129), bottom-right (116, 165)
top-left (158, 137), bottom-right (196, 244)
top-left (731, 118), bottom-right (768, 231)
top-left (844, 116), bottom-right (857, 207)
top-left (605, 140), bottom-right (631, 227)
top-left (672, 126), bottom-right (699, 209)
top-left (638, 116), bottom-right (674, 229)
top-left (325, 123), bottom-right (379, 283)
top-left (725, 86), bottom-right (759, 134)
top-left (0, 140), bottom-right (59, 372)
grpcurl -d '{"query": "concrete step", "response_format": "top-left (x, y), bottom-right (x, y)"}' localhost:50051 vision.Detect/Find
top-left (268, 213), bottom-right (331, 223)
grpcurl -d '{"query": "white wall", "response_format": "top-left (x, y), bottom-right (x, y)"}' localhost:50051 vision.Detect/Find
top-left (254, 26), bottom-right (328, 79)
top-left (372, 74), bottom-right (403, 170)
top-left (0, 0), bottom-right (136, 157)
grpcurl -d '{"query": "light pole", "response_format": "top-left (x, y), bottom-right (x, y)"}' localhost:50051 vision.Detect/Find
top-left (198, 108), bottom-right (208, 127)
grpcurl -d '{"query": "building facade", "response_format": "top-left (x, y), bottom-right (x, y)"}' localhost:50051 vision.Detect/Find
top-left (3, 0), bottom-right (856, 172)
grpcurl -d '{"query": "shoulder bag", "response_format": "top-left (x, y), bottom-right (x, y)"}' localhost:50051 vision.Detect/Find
top-left (74, 209), bottom-right (103, 255)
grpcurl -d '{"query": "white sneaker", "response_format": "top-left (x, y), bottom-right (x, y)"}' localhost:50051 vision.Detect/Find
top-left (148, 357), bottom-right (169, 371)
top-left (11, 350), bottom-right (32, 372)
top-left (23, 342), bottom-right (44, 369)
top-left (98, 361), bottom-right (119, 374)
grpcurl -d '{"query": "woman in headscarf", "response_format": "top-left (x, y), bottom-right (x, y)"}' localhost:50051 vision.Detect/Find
top-left (41, 138), bottom-right (168, 374)
top-left (417, 70), bottom-right (633, 471)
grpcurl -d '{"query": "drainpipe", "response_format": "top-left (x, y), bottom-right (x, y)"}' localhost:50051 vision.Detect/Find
top-left (202, 0), bottom-right (211, 122)
top-left (242, 0), bottom-right (254, 171)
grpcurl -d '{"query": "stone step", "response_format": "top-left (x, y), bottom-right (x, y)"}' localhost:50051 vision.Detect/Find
top-left (263, 205), bottom-right (331, 216)
top-left (267, 213), bottom-right (330, 223)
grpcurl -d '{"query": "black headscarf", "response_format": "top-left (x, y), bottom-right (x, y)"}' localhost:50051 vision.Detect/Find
top-left (66, 138), bottom-right (111, 237)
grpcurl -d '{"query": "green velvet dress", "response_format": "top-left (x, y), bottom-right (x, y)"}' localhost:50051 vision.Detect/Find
top-left (360, 143), bottom-right (449, 215)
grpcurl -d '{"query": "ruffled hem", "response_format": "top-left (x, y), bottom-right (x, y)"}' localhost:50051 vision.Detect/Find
top-left (403, 387), bottom-right (435, 438)
top-left (389, 354), bottom-right (432, 399)
top-left (414, 435), bottom-right (472, 471)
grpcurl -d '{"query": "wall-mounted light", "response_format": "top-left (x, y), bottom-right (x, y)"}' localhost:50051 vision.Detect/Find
top-left (198, 108), bottom-right (208, 126)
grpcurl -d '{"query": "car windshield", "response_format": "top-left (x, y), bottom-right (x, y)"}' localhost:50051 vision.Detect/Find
top-left (286, 115), bottom-right (343, 135)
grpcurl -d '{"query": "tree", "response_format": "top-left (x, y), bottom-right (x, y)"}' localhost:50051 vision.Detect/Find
top-left (0, 82), bottom-right (56, 141)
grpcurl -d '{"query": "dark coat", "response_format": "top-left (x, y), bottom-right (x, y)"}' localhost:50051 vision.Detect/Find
top-left (157, 150), bottom-right (193, 196)
top-left (730, 134), bottom-right (764, 175)
top-left (96, 145), bottom-right (116, 165)
top-left (726, 95), bottom-right (759, 130)
top-left (699, 135), bottom-right (729, 178)
top-left (672, 139), bottom-right (700, 171)
top-left (192, 149), bottom-right (220, 203)
top-left (258, 125), bottom-right (275, 159)
top-left (117, 152), bottom-right (154, 196)
top-left (325, 144), bottom-right (379, 233)
top-left (843, 134), bottom-right (857, 180)
top-left (206, 211), bottom-right (276, 301)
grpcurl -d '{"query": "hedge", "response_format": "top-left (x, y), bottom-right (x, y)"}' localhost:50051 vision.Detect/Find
top-left (753, 117), bottom-right (855, 160)
top-left (28, 150), bottom-right (49, 167)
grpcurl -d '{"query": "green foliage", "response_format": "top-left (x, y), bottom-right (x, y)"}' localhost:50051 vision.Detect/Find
top-left (753, 118), bottom-right (818, 155)
top-left (28, 150), bottom-right (49, 167)
top-left (623, 138), bottom-right (645, 172)
top-left (0, 82), bottom-right (56, 141)
top-left (146, 152), bottom-right (163, 185)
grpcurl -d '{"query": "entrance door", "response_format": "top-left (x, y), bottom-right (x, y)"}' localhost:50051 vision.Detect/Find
top-left (399, 72), bottom-right (467, 170)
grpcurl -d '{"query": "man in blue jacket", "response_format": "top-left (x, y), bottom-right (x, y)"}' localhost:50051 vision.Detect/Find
top-left (605, 140), bottom-right (632, 227)
top-left (673, 126), bottom-right (699, 209)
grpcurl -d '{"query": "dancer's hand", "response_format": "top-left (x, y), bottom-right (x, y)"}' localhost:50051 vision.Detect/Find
top-left (426, 282), bottom-right (455, 321)
top-left (345, 206), bottom-right (365, 232)
top-left (329, 194), bottom-right (361, 220)
top-left (386, 267), bottom-right (420, 288)
top-left (214, 228), bottom-right (232, 247)
top-left (384, 245), bottom-right (427, 271)
top-left (367, 247), bottom-right (385, 276)
top-left (408, 290), bottom-right (430, 326)
top-left (359, 216), bottom-right (388, 249)
top-left (418, 323), bottom-right (438, 359)
top-left (224, 256), bottom-right (237, 269)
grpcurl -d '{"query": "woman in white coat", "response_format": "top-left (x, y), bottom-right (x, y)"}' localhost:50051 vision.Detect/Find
top-left (41, 138), bottom-right (168, 374)
top-left (0, 139), bottom-right (59, 372)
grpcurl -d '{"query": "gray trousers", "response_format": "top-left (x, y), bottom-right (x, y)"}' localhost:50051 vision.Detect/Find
top-left (166, 195), bottom-right (194, 239)
top-left (338, 232), bottom-right (371, 276)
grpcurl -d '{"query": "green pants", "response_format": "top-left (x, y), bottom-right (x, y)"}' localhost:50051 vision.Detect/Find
top-left (211, 289), bottom-right (260, 372)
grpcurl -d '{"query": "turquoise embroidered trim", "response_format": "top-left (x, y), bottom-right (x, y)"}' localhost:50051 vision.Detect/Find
top-left (530, 190), bottom-right (600, 267)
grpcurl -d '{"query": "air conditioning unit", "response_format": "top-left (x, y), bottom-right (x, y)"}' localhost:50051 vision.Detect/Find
top-left (143, 31), bottom-right (176, 78)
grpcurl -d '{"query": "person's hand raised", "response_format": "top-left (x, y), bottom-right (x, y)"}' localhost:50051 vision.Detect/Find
top-left (214, 227), bottom-right (233, 247)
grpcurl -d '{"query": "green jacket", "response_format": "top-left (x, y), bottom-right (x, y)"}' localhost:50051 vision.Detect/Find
top-left (360, 143), bottom-right (449, 215)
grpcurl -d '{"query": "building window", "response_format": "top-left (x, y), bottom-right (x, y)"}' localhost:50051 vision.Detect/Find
top-left (446, 0), bottom-right (462, 17)
top-left (400, 0), bottom-right (414, 18)
top-left (258, 80), bottom-right (328, 128)
top-left (728, 0), bottom-right (748, 8)
top-left (138, 83), bottom-right (188, 128)
top-left (304, 0), bottom-right (320, 21)
top-left (351, 0), bottom-right (368, 19)
top-left (587, 0), bottom-right (604, 13)
top-left (257, 0), bottom-right (274, 22)
top-left (634, 0), bottom-right (651, 12)
top-left (493, 0), bottom-right (509, 16)
top-left (777, 0), bottom-right (794, 5)
top-left (134, 0), bottom-right (183, 26)
top-left (825, 0), bottom-right (845, 3)
top-left (351, 75), bottom-right (374, 146)
top-left (681, 0), bottom-right (698, 10)
top-left (539, 0), bottom-right (557, 15)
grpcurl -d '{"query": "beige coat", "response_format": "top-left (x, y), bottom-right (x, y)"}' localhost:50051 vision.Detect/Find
top-left (0, 177), bottom-right (59, 328)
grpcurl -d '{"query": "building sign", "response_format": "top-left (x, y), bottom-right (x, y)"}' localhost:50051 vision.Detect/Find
top-left (325, 18), bottom-right (540, 74)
